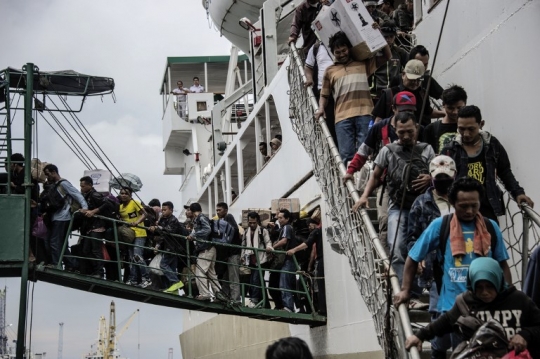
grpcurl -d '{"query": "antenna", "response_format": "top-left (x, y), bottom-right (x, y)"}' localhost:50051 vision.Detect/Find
top-left (58, 322), bottom-right (64, 359)
top-left (0, 287), bottom-right (6, 356)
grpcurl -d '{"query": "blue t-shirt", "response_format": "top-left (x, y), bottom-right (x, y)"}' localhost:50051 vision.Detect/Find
top-left (408, 217), bottom-right (509, 312)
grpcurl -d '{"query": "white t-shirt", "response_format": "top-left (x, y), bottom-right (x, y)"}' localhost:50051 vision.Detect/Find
top-left (305, 43), bottom-right (334, 90)
top-left (172, 88), bottom-right (187, 102)
top-left (190, 84), bottom-right (205, 93)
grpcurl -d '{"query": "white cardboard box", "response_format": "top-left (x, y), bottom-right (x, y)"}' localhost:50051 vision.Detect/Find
top-left (84, 169), bottom-right (112, 193)
top-left (312, 0), bottom-right (386, 61)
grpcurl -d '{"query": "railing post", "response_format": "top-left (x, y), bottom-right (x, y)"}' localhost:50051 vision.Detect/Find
top-left (16, 62), bottom-right (34, 359)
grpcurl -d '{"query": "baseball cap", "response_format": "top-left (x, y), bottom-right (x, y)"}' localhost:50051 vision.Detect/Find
top-left (429, 155), bottom-right (457, 178)
top-left (363, 0), bottom-right (378, 6)
top-left (393, 91), bottom-right (416, 112)
top-left (189, 202), bottom-right (202, 212)
top-left (380, 21), bottom-right (397, 36)
top-left (404, 59), bottom-right (425, 80)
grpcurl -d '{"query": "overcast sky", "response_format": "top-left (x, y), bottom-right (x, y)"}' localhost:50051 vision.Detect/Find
top-left (2, 1), bottom-right (233, 358)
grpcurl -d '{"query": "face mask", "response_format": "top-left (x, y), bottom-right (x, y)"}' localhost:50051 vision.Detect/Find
top-left (432, 178), bottom-right (454, 195)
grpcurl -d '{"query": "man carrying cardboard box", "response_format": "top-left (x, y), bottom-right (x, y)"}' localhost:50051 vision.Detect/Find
top-left (315, 30), bottom-right (391, 163)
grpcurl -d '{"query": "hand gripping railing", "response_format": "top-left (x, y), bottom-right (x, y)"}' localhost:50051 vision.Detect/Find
top-left (288, 43), bottom-right (419, 359)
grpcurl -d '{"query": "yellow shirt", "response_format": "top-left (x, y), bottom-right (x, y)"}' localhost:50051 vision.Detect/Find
top-left (119, 199), bottom-right (147, 238)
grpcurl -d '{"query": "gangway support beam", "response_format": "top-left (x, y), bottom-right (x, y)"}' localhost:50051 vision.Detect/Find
top-left (30, 264), bottom-right (326, 326)
top-left (16, 62), bottom-right (34, 359)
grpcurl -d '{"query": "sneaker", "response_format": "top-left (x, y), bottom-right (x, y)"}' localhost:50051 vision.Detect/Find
top-left (246, 300), bottom-right (258, 308)
top-left (195, 294), bottom-right (212, 301)
top-left (409, 298), bottom-right (429, 310)
top-left (139, 279), bottom-right (152, 289)
top-left (164, 281), bottom-right (184, 293)
top-left (282, 307), bottom-right (293, 313)
top-left (125, 280), bottom-right (138, 286)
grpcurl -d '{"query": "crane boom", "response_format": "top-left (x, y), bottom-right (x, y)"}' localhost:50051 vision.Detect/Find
top-left (116, 308), bottom-right (139, 341)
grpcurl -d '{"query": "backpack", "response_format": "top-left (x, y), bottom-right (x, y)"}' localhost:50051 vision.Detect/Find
top-left (433, 213), bottom-right (498, 295)
top-left (208, 218), bottom-right (235, 244)
top-left (57, 180), bottom-right (82, 214)
top-left (100, 197), bottom-right (120, 227)
top-left (41, 179), bottom-right (68, 214)
top-left (385, 142), bottom-right (430, 209)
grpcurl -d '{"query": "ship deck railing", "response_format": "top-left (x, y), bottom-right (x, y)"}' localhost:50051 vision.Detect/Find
top-left (16, 211), bottom-right (326, 326)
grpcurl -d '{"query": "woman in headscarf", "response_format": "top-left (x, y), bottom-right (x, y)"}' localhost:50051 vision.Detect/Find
top-left (405, 257), bottom-right (540, 357)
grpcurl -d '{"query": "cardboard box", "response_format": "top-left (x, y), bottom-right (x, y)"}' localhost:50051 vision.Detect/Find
top-left (271, 198), bottom-right (301, 214)
top-left (312, 0), bottom-right (387, 61)
top-left (83, 169), bottom-right (112, 193)
top-left (241, 209), bottom-right (273, 228)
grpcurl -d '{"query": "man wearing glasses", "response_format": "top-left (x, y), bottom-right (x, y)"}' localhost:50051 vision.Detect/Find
top-left (372, 59), bottom-right (439, 126)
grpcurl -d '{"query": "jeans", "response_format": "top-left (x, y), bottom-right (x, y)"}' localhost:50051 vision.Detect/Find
top-left (128, 237), bottom-right (149, 282)
top-left (376, 185), bottom-right (390, 255)
top-left (316, 259), bottom-right (326, 314)
top-left (160, 252), bottom-right (179, 286)
top-left (222, 254), bottom-right (240, 302)
top-left (249, 262), bottom-right (266, 303)
top-left (334, 115), bottom-right (372, 163)
top-left (195, 247), bottom-right (221, 297)
top-left (46, 220), bottom-right (75, 269)
top-left (387, 205), bottom-right (410, 285)
top-left (280, 259), bottom-right (297, 311)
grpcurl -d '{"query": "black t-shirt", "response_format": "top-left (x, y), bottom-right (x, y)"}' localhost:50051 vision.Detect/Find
top-left (304, 228), bottom-right (323, 260)
top-left (423, 121), bottom-right (458, 153)
top-left (467, 146), bottom-right (493, 216)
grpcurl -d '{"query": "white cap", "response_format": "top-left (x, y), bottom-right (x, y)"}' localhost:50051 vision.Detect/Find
top-left (429, 155), bottom-right (457, 178)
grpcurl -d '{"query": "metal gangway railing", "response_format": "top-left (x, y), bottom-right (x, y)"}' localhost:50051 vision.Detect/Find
top-left (287, 43), bottom-right (418, 359)
top-left (46, 212), bottom-right (325, 324)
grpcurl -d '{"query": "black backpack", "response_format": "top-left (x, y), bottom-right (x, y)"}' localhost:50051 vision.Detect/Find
top-left (100, 197), bottom-right (120, 227)
top-left (385, 142), bottom-right (430, 209)
top-left (40, 179), bottom-right (67, 213)
top-left (432, 213), bottom-right (498, 294)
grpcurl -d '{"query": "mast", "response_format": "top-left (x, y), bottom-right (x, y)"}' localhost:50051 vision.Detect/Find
top-left (107, 301), bottom-right (116, 359)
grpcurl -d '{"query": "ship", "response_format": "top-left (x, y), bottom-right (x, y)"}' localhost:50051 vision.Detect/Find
top-left (159, 0), bottom-right (540, 358)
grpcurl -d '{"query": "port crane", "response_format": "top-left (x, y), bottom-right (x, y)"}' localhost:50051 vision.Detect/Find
top-left (85, 301), bottom-right (139, 359)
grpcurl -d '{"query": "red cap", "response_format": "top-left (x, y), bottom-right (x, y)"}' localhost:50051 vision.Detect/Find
top-left (393, 91), bottom-right (417, 112)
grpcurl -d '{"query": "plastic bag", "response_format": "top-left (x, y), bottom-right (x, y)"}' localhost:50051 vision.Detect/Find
top-left (149, 253), bottom-right (163, 275)
top-left (32, 216), bottom-right (48, 239)
top-left (501, 350), bottom-right (533, 359)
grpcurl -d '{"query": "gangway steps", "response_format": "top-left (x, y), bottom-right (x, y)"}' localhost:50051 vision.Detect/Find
top-left (3, 263), bottom-right (326, 326)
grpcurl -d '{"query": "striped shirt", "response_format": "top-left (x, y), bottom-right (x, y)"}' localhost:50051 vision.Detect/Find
top-left (320, 58), bottom-right (377, 123)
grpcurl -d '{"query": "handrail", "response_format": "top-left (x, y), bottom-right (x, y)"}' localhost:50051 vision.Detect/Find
top-left (56, 213), bottom-right (320, 318)
top-left (288, 43), bottom-right (419, 359)
top-left (520, 204), bottom-right (540, 287)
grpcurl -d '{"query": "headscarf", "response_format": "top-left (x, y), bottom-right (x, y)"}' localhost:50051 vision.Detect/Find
top-left (467, 257), bottom-right (506, 293)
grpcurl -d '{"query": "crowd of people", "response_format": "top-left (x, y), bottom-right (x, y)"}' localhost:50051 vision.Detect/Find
top-left (0, 155), bottom-right (326, 315)
top-left (291, 0), bottom-right (540, 357)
